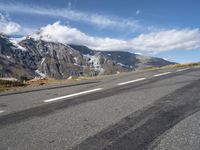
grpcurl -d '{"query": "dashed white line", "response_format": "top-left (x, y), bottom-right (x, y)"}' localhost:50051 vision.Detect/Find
top-left (176, 68), bottom-right (190, 72)
top-left (43, 88), bottom-right (103, 103)
top-left (117, 78), bottom-right (146, 86)
top-left (154, 72), bottom-right (172, 77)
top-left (0, 110), bottom-right (5, 113)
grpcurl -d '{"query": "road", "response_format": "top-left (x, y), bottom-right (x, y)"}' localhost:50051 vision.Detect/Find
top-left (0, 66), bottom-right (200, 150)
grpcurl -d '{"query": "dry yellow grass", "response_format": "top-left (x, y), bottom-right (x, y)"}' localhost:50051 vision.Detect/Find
top-left (144, 66), bottom-right (160, 71)
top-left (26, 76), bottom-right (93, 87)
top-left (162, 62), bottom-right (200, 68)
top-left (144, 62), bottom-right (200, 71)
top-left (0, 79), bottom-right (27, 92)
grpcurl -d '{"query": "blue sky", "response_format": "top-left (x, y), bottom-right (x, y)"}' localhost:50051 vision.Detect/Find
top-left (0, 0), bottom-right (200, 63)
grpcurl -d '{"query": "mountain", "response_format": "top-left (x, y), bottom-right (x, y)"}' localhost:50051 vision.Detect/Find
top-left (0, 34), bottom-right (175, 80)
top-left (0, 34), bottom-right (36, 80)
top-left (69, 45), bottom-right (174, 70)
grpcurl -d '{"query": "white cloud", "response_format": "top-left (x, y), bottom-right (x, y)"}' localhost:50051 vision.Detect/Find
top-left (130, 29), bottom-right (200, 52)
top-left (0, 2), bottom-right (141, 31)
top-left (31, 22), bottom-right (200, 53)
top-left (0, 13), bottom-right (21, 35)
top-left (31, 22), bottom-right (128, 51)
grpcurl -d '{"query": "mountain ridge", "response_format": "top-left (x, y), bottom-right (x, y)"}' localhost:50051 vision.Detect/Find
top-left (0, 34), bottom-right (175, 80)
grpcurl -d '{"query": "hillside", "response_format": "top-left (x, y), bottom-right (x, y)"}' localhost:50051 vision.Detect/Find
top-left (0, 34), bottom-right (175, 80)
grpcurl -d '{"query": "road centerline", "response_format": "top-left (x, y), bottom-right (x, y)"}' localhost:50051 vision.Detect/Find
top-left (153, 72), bottom-right (172, 77)
top-left (72, 78), bottom-right (200, 150)
top-left (117, 78), bottom-right (146, 86)
top-left (0, 110), bottom-right (5, 113)
top-left (176, 68), bottom-right (190, 72)
top-left (43, 88), bottom-right (103, 103)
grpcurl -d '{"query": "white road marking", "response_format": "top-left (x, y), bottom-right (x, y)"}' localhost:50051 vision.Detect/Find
top-left (117, 78), bottom-right (146, 86)
top-left (176, 68), bottom-right (190, 72)
top-left (0, 110), bottom-right (5, 113)
top-left (44, 88), bottom-right (103, 103)
top-left (154, 72), bottom-right (172, 77)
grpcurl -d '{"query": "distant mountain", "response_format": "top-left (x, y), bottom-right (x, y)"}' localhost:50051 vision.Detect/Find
top-left (70, 45), bottom-right (175, 70)
top-left (0, 34), bottom-right (175, 80)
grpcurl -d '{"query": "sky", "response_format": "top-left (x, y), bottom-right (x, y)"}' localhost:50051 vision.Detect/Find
top-left (0, 0), bottom-right (200, 63)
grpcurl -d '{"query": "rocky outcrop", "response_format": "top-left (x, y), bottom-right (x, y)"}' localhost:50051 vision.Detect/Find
top-left (0, 34), bottom-right (175, 80)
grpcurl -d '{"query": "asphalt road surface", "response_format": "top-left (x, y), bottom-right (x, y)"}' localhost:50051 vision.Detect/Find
top-left (0, 67), bottom-right (200, 150)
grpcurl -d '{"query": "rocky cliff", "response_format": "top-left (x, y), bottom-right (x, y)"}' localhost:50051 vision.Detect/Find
top-left (0, 34), bottom-right (175, 80)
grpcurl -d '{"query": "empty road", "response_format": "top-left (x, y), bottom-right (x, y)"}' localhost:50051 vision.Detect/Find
top-left (0, 66), bottom-right (200, 150)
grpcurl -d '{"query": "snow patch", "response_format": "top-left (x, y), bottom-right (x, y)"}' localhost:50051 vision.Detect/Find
top-left (10, 38), bottom-right (27, 51)
top-left (6, 55), bottom-right (11, 59)
top-left (117, 63), bottom-right (130, 68)
top-left (163, 57), bottom-right (170, 61)
top-left (74, 57), bottom-right (78, 63)
top-left (83, 54), bottom-right (104, 72)
top-left (35, 69), bottom-right (46, 77)
top-left (135, 52), bottom-right (142, 55)
top-left (40, 58), bottom-right (45, 65)
top-left (84, 54), bottom-right (100, 67)
top-left (74, 63), bottom-right (80, 67)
